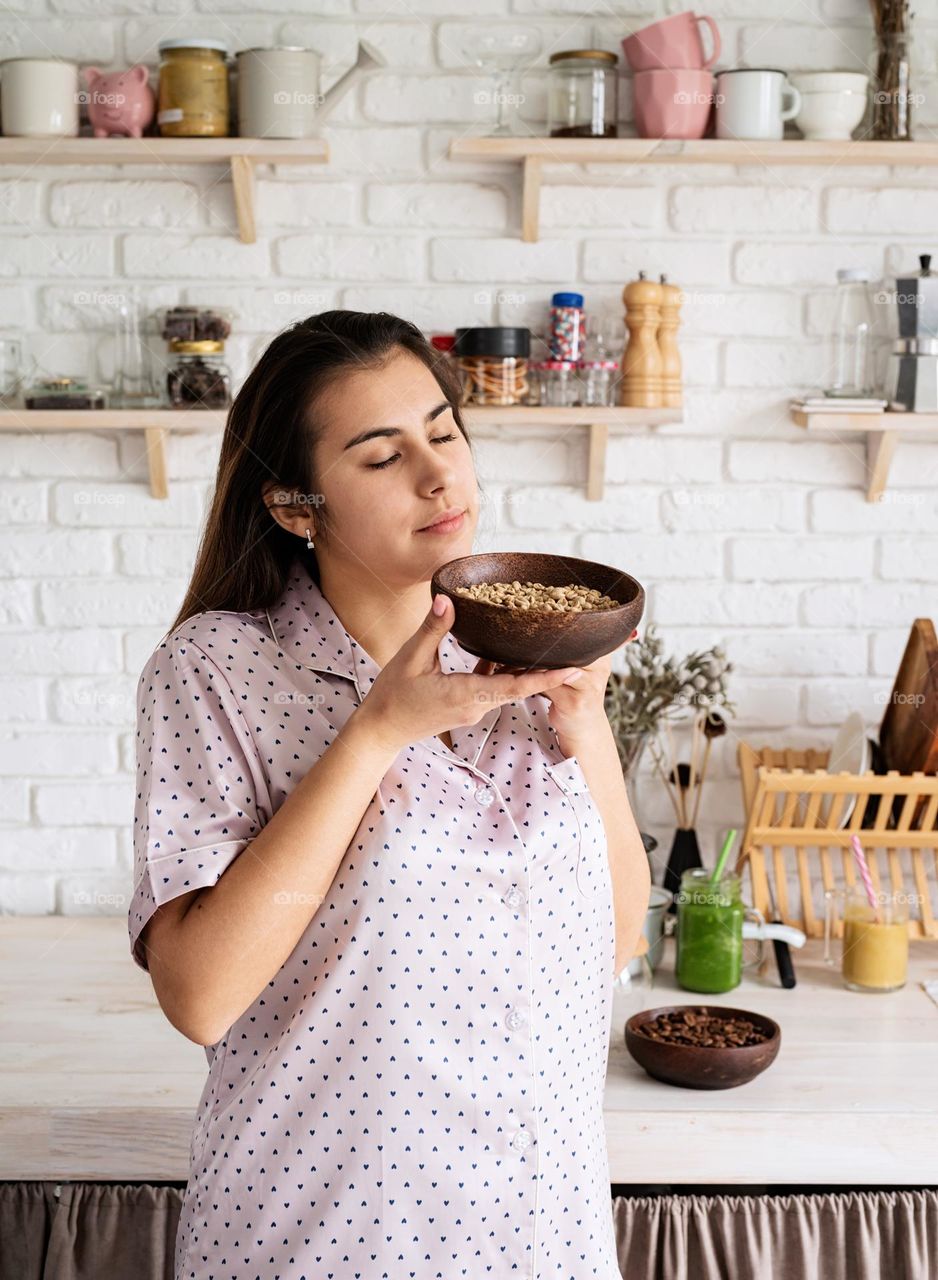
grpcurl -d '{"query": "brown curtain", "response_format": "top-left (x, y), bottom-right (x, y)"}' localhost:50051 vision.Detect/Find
top-left (0, 1182), bottom-right (183, 1280)
top-left (2, 1183), bottom-right (936, 1279)
top-left (612, 1190), bottom-right (938, 1280)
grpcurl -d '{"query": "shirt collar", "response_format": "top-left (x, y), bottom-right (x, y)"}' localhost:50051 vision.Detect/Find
top-left (264, 558), bottom-right (478, 697)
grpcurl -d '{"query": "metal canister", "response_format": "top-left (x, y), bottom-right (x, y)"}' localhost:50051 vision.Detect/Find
top-left (236, 47), bottom-right (322, 139)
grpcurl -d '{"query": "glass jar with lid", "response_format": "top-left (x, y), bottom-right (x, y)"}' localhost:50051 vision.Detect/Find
top-left (158, 39), bottom-right (229, 137)
top-left (166, 341), bottom-right (231, 409)
top-left (24, 376), bottom-right (108, 410)
top-left (578, 359), bottom-right (619, 406)
top-left (547, 49), bottom-right (619, 138)
top-left (538, 359), bottom-right (578, 406)
top-left (453, 327), bottom-right (531, 406)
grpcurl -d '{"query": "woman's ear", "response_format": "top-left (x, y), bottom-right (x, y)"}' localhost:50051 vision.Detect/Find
top-left (261, 482), bottom-right (316, 540)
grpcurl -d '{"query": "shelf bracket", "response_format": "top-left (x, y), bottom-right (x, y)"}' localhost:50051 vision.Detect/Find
top-left (587, 422), bottom-right (608, 501)
top-left (865, 430), bottom-right (897, 503)
top-left (144, 426), bottom-right (169, 500)
top-left (521, 156), bottom-right (542, 243)
top-left (230, 155), bottom-right (257, 244)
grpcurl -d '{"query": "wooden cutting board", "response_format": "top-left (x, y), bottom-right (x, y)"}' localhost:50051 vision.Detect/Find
top-left (879, 618), bottom-right (938, 774)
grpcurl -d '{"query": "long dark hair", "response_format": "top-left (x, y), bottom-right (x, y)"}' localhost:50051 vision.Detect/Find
top-left (170, 310), bottom-right (469, 632)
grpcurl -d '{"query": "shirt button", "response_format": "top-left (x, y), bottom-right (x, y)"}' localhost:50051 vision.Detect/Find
top-left (503, 886), bottom-right (524, 910)
top-left (511, 1130), bottom-right (531, 1153)
top-left (505, 1007), bottom-right (526, 1030)
top-left (474, 784), bottom-right (495, 806)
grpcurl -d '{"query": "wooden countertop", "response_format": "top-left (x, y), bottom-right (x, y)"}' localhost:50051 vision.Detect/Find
top-left (2, 917), bottom-right (937, 1184)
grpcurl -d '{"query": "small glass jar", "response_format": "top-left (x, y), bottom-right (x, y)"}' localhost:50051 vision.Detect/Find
top-left (24, 376), bottom-right (108, 410)
top-left (676, 868), bottom-right (747, 995)
top-left (549, 290), bottom-right (586, 362)
top-left (578, 359), bottom-right (619, 406)
top-left (825, 269), bottom-right (874, 398)
top-left (453, 327), bottom-right (531, 406)
top-left (166, 341), bottom-right (231, 409)
top-left (547, 49), bottom-right (619, 138)
top-left (539, 359), bottom-right (578, 406)
top-left (158, 39), bottom-right (229, 137)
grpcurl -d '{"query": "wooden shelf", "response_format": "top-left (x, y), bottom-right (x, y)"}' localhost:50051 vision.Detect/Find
top-left (0, 408), bottom-right (224, 500)
top-left (449, 136), bottom-right (938, 241)
top-left (0, 404), bottom-right (679, 502)
top-left (791, 406), bottom-right (938, 502)
top-left (0, 136), bottom-right (329, 243)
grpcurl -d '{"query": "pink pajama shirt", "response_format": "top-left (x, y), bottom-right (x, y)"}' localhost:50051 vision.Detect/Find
top-left (129, 558), bottom-right (621, 1280)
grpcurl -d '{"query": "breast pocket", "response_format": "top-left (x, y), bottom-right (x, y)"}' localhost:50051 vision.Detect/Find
top-left (543, 756), bottom-right (609, 899)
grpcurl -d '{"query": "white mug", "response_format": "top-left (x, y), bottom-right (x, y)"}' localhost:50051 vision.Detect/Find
top-left (715, 67), bottom-right (801, 140)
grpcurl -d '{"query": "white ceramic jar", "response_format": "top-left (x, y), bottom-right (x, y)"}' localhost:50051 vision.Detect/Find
top-left (0, 57), bottom-right (79, 136)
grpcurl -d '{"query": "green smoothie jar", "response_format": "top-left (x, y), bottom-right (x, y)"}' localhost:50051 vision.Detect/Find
top-left (676, 867), bottom-right (763, 994)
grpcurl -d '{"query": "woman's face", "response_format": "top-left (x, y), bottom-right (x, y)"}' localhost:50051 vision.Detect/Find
top-left (304, 348), bottom-right (479, 590)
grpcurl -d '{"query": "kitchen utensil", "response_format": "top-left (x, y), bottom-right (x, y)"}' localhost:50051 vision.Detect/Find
top-left (633, 67), bottom-right (713, 139)
top-left (620, 273), bottom-right (664, 406)
top-left (885, 256), bottom-right (938, 412)
top-left (236, 40), bottom-right (383, 139)
top-left (790, 71), bottom-right (869, 140)
top-left (765, 877), bottom-right (796, 989)
top-left (624, 1004), bottom-right (780, 1089)
top-left (622, 11), bottom-right (721, 72)
top-left (431, 552), bottom-right (644, 669)
top-left (0, 58), bottom-right (79, 137)
top-left (715, 68), bottom-right (801, 140)
top-left (879, 618), bottom-right (938, 774)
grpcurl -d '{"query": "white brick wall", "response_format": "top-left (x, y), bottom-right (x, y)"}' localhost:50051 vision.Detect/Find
top-left (2, 0), bottom-right (938, 915)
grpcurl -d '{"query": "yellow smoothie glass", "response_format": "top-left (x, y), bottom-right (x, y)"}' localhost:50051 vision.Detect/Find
top-left (824, 887), bottom-right (909, 993)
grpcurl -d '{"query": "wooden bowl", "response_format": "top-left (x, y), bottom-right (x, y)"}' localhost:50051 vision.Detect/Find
top-left (624, 1005), bottom-right (781, 1090)
top-left (430, 552), bottom-right (645, 669)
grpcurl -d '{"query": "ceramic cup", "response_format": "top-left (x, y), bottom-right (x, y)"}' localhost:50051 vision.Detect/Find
top-left (790, 71), bottom-right (869, 140)
top-left (622, 10), bottom-right (721, 72)
top-left (715, 67), bottom-right (801, 140)
top-left (633, 67), bottom-right (714, 139)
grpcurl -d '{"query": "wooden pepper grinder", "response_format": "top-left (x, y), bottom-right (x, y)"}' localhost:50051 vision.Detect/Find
top-left (619, 272), bottom-right (663, 407)
top-left (658, 273), bottom-right (683, 409)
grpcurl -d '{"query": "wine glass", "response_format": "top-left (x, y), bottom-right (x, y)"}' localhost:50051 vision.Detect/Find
top-left (461, 27), bottom-right (541, 136)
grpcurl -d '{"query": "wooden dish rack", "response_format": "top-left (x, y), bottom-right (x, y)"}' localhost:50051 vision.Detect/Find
top-left (736, 743), bottom-right (938, 941)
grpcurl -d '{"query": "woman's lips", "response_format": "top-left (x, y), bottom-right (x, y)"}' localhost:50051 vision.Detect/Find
top-left (416, 509), bottom-right (466, 535)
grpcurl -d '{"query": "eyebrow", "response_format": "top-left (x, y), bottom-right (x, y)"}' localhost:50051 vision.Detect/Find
top-left (342, 401), bottom-right (452, 451)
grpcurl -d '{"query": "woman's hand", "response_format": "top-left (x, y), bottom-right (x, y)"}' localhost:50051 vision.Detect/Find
top-left (356, 594), bottom-right (586, 755)
top-left (476, 628), bottom-right (639, 754)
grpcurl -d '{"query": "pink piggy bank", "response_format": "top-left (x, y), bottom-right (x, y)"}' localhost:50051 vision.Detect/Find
top-left (83, 65), bottom-right (155, 138)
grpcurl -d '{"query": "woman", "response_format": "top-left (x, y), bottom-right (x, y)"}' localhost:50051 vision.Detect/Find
top-left (129, 310), bottom-right (649, 1280)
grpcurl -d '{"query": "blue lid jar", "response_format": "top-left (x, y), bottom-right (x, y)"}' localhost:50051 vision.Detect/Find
top-left (551, 291), bottom-right (584, 308)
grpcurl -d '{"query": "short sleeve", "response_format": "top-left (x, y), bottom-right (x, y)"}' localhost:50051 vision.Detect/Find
top-left (128, 635), bottom-right (271, 972)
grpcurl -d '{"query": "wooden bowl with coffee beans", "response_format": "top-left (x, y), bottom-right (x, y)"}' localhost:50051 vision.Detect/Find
top-left (431, 552), bottom-right (645, 669)
top-left (624, 1006), bottom-right (781, 1090)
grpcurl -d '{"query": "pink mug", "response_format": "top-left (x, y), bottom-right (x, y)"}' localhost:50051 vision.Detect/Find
top-left (622, 11), bottom-right (721, 72)
top-left (633, 68), bottom-right (714, 139)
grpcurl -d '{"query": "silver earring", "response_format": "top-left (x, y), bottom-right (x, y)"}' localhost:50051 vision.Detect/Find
top-left (306, 528), bottom-right (315, 549)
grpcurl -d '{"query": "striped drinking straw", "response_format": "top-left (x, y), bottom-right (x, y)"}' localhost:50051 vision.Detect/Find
top-left (849, 834), bottom-right (880, 922)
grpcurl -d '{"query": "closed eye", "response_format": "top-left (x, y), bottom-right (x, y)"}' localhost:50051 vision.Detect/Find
top-left (367, 433), bottom-right (458, 470)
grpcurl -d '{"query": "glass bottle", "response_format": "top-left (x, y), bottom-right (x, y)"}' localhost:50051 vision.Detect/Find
top-left (871, 30), bottom-right (912, 141)
top-left (825, 268), bottom-right (875, 398)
